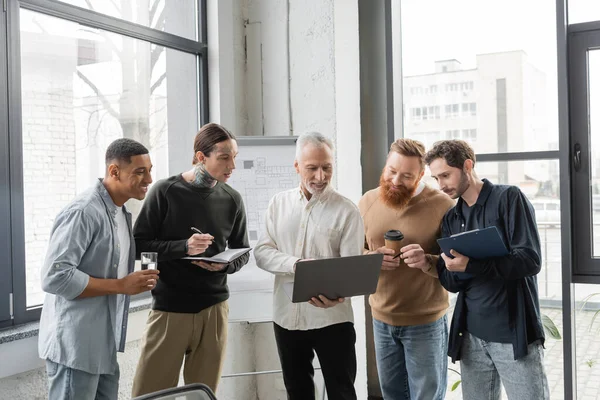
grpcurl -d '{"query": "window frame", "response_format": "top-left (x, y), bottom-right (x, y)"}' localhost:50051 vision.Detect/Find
top-left (0, 5), bottom-right (13, 328)
top-left (1, 0), bottom-right (208, 327)
top-left (567, 23), bottom-right (600, 280)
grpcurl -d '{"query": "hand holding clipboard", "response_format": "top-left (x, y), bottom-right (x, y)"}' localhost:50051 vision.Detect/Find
top-left (437, 226), bottom-right (509, 260)
top-left (436, 226), bottom-right (508, 276)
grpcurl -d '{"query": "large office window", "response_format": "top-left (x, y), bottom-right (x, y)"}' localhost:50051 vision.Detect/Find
top-left (1, 0), bottom-right (207, 327)
top-left (569, 0), bottom-right (600, 24)
top-left (401, 0), bottom-right (558, 154)
top-left (400, 0), bottom-right (563, 397)
top-left (19, 10), bottom-right (199, 307)
top-left (569, 35), bottom-right (600, 276)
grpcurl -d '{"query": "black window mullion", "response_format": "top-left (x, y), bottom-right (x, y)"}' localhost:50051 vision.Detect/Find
top-left (0, 0), bottom-right (14, 325)
top-left (7, 0), bottom-right (36, 325)
top-left (476, 150), bottom-right (560, 163)
top-left (19, 0), bottom-right (206, 55)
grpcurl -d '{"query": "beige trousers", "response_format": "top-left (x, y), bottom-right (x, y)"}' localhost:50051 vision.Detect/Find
top-left (131, 301), bottom-right (229, 397)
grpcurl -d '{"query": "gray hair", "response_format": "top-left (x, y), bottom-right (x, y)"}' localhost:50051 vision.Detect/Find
top-left (295, 132), bottom-right (334, 160)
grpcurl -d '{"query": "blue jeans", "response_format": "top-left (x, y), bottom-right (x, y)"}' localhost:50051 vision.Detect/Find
top-left (46, 360), bottom-right (119, 400)
top-left (460, 332), bottom-right (550, 400)
top-left (373, 315), bottom-right (448, 400)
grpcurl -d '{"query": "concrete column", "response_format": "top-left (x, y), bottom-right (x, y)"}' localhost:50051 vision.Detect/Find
top-left (358, 0), bottom-right (395, 398)
top-left (207, 0), bottom-right (241, 133)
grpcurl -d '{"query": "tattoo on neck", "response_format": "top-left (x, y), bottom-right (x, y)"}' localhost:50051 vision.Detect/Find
top-left (192, 163), bottom-right (216, 188)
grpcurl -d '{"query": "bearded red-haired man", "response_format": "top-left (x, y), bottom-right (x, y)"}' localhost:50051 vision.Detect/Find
top-left (358, 138), bottom-right (454, 400)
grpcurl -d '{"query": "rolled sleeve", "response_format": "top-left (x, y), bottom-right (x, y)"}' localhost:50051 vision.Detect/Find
top-left (41, 210), bottom-right (93, 300)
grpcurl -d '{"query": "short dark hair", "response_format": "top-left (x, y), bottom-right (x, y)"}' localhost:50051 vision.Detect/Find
top-left (424, 139), bottom-right (476, 169)
top-left (192, 123), bottom-right (237, 164)
top-left (105, 138), bottom-right (149, 165)
top-left (389, 138), bottom-right (426, 170)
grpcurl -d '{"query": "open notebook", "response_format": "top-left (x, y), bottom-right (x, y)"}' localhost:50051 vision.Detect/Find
top-left (183, 248), bottom-right (252, 264)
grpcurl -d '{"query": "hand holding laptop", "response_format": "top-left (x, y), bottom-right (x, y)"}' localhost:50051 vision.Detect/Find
top-left (293, 259), bottom-right (345, 308)
top-left (284, 254), bottom-right (383, 303)
top-left (309, 295), bottom-right (345, 309)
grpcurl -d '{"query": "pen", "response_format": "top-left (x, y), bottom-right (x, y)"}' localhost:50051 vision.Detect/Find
top-left (392, 252), bottom-right (402, 260)
top-left (191, 227), bottom-right (204, 235)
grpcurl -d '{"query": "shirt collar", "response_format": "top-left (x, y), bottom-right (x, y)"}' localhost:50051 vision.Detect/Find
top-left (95, 178), bottom-right (124, 217)
top-left (455, 178), bottom-right (493, 216)
top-left (412, 180), bottom-right (426, 197)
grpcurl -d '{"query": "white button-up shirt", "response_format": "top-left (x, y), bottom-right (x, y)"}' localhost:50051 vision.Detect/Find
top-left (254, 186), bottom-right (364, 330)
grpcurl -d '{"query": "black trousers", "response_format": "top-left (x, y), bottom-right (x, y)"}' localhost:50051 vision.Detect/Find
top-left (273, 322), bottom-right (357, 400)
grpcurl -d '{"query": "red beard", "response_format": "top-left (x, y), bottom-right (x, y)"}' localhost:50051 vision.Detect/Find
top-left (379, 175), bottom-right (416, 209)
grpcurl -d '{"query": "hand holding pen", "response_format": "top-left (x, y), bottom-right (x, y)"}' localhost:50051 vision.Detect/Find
top-left (186, 227), bottom-right (214, 255)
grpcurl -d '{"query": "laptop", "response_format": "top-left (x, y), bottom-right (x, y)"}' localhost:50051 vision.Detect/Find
top-left (282, 253), bottom-right (384, 303)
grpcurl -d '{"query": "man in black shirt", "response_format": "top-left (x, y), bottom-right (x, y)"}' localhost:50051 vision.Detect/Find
top-left (425, 140), bottom-right (549, 400)
top-left (131, 123), bottom-right (249, 396)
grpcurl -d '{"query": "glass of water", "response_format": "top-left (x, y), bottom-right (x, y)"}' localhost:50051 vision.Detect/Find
top-left (141, 252), bottom-right (158, 270)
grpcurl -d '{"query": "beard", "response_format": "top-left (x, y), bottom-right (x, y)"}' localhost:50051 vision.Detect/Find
top-left (447, 171), bottom-right (470, 199)
top-left (379, 174), bottom-right (418, 209)
top-left (456, 171), bottom-right (470, 198)
top-left (304, 181), bottom-right (327, 196)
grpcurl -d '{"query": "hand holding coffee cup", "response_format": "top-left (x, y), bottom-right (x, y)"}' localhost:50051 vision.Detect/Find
top-left (370, 230), bottom-right (405, 271)
top-left (384, 230), bottom-right (404, 258)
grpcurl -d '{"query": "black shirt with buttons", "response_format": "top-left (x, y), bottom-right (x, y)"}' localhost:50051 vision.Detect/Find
top-left (461, 201), bottom-right (513, 343)
top-left (436, 179), bottom-right (545, 361)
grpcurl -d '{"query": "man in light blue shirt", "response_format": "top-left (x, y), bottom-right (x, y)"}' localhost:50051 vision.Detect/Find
top-left (38, 138), bottom-right (160, 400)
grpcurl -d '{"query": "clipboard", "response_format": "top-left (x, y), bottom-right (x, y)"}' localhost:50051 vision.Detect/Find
top-left (437, 226), bottom-right (509, 259)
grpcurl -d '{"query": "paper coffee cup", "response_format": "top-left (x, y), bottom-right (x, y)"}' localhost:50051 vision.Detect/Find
top-left (384, 230), bottom-right (404, 257)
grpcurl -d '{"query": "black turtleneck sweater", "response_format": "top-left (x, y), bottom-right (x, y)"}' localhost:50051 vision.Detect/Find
top-left (134, 175), bottom-right (249, 313)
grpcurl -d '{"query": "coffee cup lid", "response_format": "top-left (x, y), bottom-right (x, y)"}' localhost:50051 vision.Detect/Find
top-left (384, 230), bottom-right (404, 241)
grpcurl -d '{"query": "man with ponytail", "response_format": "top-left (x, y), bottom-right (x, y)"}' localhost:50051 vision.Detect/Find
top-left (131, 123), bottom-right (250, 396)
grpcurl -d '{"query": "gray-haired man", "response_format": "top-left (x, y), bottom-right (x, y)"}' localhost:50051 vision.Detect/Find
top-left (255, 132), bottom-right (364, 400)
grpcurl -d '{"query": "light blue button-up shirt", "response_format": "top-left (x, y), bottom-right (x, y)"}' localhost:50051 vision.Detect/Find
top-left (38, 179), bottom-right (135, 375)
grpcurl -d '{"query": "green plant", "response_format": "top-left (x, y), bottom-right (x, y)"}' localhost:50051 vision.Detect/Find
top-left (542, 313), bottom-right (562, 340)
top-left (448, 367), bottom-right (461, 391)
top-left (580, 293), bottom-right (600, 333)
top-left (585, 359), bottom-right (596, 368)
